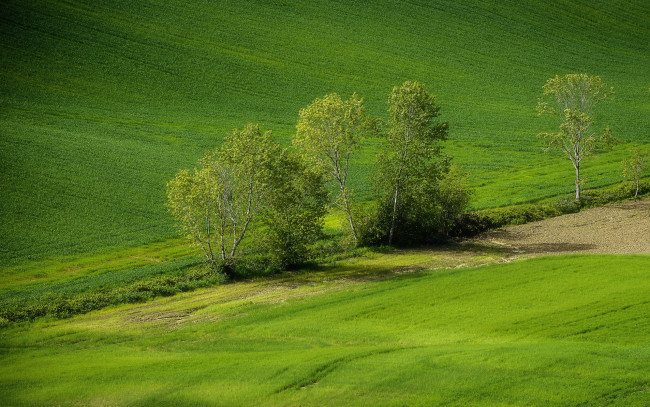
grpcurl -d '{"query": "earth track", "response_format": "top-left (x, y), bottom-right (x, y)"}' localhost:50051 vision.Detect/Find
top-left (478, 197), bottom-right (650, 257)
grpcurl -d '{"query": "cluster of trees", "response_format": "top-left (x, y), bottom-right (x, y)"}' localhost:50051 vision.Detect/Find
top-left (168, 81), bottom-right (471, 275)
top-left (169, 75), bottom-right (646, 276)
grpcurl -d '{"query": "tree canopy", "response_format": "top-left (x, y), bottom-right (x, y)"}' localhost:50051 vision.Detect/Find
top-left (167, 124), bottom-right (327, 275)
top-left (381, 81), bottom-right (449, 245)
top-left (294, 92), bottom-right (367, 243)
top-left (537, 74), bottom-right (616, 201)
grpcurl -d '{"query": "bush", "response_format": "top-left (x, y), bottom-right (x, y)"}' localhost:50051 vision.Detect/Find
top-left (0, 264), bottom-right (228, 324)
top-left (359, 170), bottom-right (473, 247)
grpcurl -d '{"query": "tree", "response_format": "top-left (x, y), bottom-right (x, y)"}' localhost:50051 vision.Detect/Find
top-left (260, 151), bottom-right (328, 268)
top-left (537, 74), bottom-right (616, 201)
top-left (622, 147), bottom-right (648, 199)
top-left (436, 165), bottom-right (473, 236)
top-left (167, 124), bottom-right (283, 273)
top-left (294, 93), bottom-right (367, 243)
top-left (381, 81), bottom-right (449, 245)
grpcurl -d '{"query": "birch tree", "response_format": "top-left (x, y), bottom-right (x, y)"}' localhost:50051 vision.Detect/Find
top-left (167, 124), bottom-right (282, 273)
top-left (622, 147), bottom-right (648, 199)
top-left (381, 81), bottom-right (448, 245)
top-left (294, 93), bottom-right (366, 243)
top-left (537, 74), bottom-right (616, 201)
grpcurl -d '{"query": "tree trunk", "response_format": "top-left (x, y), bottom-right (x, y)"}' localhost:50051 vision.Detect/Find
top-left (388, 182), bottom-right (400, 246)
top-left (635, 179), bottom-right (639, 199)
top-left (343, 194), bottom-right (358, 243)
top-left (575, 164), bottom-right (581, 201)
top-left (338, 182), bottom-right (357, 243)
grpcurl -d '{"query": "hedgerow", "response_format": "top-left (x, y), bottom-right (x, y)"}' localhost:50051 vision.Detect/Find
top-left (0, 265), bottom-right (227, 324)
top-left (453, 180), bottom-right (649, 237)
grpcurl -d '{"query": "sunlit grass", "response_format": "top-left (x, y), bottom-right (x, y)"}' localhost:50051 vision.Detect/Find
top-left (1, 255), bottom-right (648, 406)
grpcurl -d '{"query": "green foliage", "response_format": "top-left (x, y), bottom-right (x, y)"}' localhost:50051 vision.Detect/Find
top-left (259, 152), bottom-right (329, 268)
top-left (0, 261), bottom-right (227, 323)
top-left (436, 165), bottom-right (474, 235)
top-left (622, 147), bottom-right (648, 198)
top-left (537, 74), bottom-right (616, 200)
top-left (372, 81), bottom-right (453, 245)
top-left (167, 124), bottom-right (288, 271)
top-left (294, 93), bottom-right (368, 242)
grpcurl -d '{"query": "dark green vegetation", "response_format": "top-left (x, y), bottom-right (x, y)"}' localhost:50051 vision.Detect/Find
top-left (2, 0), bottom-right (649, 264)
top-left (1, 255), bottom-right (648, 406)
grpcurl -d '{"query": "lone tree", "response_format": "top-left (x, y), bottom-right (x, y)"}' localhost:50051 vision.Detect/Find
top-left (381, 81), bottom-right (449, 245)
top-left (294, 93), bottom-right (367, 243)
top-left (537, 74), bottom-right (616, 201)
top-left (622, 147), bottom-right (648, 199)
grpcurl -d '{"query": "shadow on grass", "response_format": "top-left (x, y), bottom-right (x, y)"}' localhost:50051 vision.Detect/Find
top-left (516, 242), bottom-right (597, 254)
top-left (268, 241), bottom-right (511, 285)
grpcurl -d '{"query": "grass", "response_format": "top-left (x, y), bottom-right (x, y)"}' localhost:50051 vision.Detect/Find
top-left (1, 0), bottom-right (649, 264)
top-left (0, 254), bottom-right (648, 405)
top-left (2, 2), bottom-right (648, 404)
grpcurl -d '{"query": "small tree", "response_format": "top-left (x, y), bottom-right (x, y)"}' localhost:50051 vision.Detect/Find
top-left (261, 152), bottom-right (328, 268)
top-left (381, 81), bottom-right (448, 245)
top-left (437, 165), bottom-right (473, 236)
top-left (537, 74), bottom-right (616, 201)
top-left (622, 147), bottom-right (648, 199)
top-left (167, 124), bottom-right (283, 273)
top-left (294, 93), bottom-right (367, 243)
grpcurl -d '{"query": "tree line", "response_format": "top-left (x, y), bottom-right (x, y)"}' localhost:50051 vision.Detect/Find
top-left (169, 76), bottom-right (647, 277)
top-left (167, 81), bottom-right (471, 276)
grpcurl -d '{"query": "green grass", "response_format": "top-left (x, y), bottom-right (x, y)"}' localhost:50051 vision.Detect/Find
top-left (1, 0), bottom-right (649, 264)
top-left (0, 254), bottom-right (648, 405)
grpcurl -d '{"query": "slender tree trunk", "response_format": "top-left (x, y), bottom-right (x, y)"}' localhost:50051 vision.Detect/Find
top-left (388, 182), bottom-right (400, 246)
top-left (575, 164), bottom-right (581, 201)
top-left (341, 189), bottom-right (358, 243)
top-left (635, 179), bottom-right (639, 199)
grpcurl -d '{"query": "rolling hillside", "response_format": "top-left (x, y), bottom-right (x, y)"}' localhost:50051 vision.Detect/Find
top-left (1, 255), bottom-right (648, 405)
top-left (1, 0), bottom-right (649, 263)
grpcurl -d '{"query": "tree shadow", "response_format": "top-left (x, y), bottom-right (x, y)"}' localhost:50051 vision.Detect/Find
top-left (516, 242), bottom-right (597, 254)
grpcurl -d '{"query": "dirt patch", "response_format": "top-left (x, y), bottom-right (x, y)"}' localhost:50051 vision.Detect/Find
top-left (477, 197), bottom-right (650, 257)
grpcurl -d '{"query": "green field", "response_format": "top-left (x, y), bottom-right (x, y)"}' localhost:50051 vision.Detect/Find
top-left (2, 2), bottom-right (649, 404)
top-left (1, 255), bottom-right (648, 406)
top-left (2, 0), bottom-right (649, 264)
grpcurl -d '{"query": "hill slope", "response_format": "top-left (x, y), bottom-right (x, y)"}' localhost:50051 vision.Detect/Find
top-left (2, 0), bottom-right (649, 263)
top-left (0, 255), bottom-right (648, 405)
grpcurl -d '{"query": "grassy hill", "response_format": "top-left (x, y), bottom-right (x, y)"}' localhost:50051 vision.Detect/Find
top-left (1, 0), bottom-right (649, 263)
top-left (1, 254), bottom-right (648, 405)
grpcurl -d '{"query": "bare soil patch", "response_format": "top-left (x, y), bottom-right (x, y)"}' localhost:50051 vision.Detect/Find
top-left (477, 197), bottom-right (650, 257)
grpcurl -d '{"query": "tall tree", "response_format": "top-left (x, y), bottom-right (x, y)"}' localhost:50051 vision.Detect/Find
top-left (537, 74), bottom-right (615, 201)
top-left (294, 93), bottom-right (366, 243)
top-left (622, 147), bottom-right (648, 199)
top-left (167, 124), bottom-right (282, 273)
top-left (382, 81), bottom-right (448, 245)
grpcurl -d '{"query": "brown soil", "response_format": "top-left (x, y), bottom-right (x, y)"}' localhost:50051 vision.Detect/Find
top-left (477, 197), bottom-right (650, 257)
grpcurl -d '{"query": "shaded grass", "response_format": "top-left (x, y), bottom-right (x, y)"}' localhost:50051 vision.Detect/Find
top-left (0, 241), bottom-right (507, 323)
top-left (0, 255), bottom-right (648, 405)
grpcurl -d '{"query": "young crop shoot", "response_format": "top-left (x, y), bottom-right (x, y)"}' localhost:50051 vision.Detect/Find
top-left (537, 74), bottom-right (616, 201)
top-left (294, 93), bottom-right (367, 243)
top-left (622, 147), bottom-right (648, 199)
